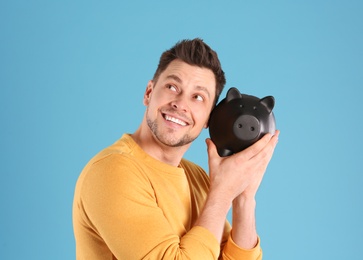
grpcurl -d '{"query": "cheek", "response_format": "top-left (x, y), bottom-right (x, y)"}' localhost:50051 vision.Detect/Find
top-left (194, 109), bottom-right (210, 128)
top-left (146, 95), bottom-right (165, 117)
top-left (146, 101), bottom-right (158, 117)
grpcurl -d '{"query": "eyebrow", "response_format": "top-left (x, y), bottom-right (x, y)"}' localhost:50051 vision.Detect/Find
top-left (166, 74), bottom-right (182, 83)
top-left (166, 74), bottom-right (211, 99)
top-left (195, 85), bottom-right (211, 99)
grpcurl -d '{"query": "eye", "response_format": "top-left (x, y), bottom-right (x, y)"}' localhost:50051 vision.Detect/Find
top-left (167, 84), bottom-right (177, 92)
top-left (194, 94), bottom-right (204, 102)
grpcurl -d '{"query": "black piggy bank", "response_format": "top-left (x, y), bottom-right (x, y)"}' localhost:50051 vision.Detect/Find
top-left (208, 87), bottom-right (276, 157)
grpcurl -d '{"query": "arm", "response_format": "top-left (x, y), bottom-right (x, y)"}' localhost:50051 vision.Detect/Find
top-left (197, 131), bottom-right (279, 258)
top-left (231, 130), bottom-right (279, 249)
top-left (76, 154), bottom-right (222, 259)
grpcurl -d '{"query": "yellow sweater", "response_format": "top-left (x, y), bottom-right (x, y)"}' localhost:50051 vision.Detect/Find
top-left (73, 134), bottom-right (262, 259)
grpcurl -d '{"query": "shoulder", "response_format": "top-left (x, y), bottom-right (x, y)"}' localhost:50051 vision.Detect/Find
top-left (78, 134), bottom-right (151, 185)
top-left (75, 149), bottom-right (153, 200)
top-left (85, 152), bottom-right (150, 185)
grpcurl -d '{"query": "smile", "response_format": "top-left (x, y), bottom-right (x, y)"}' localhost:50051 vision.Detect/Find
top-left (164, 114), bottom-right (188, 126)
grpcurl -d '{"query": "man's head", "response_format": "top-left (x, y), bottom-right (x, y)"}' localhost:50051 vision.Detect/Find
top-left (141, 39), bottom-right (225, 150)
top-left (152, 38), bottom-right (226, 105)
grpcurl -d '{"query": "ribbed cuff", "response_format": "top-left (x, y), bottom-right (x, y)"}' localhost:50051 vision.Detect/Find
top-left (222, 235), bottom-right (262, 259)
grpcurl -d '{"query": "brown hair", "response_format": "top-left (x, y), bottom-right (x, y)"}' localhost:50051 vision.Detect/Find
top-left (153, 38), bottom-right (226, 105)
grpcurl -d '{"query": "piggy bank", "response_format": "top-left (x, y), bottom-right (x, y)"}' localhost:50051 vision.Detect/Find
top-left (208, 87), bottom-right (276, 157)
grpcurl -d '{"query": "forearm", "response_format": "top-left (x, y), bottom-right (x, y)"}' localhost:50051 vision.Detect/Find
top-left (231, 195), bottom-right (258, 249)
top-left (194, 190), bottom-right (232, 243)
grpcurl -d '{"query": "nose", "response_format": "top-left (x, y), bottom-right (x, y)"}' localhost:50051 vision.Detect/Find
top-left (171, 96), bottom-right (189, 112)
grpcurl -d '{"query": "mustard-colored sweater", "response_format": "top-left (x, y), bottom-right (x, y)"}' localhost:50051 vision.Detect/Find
top-left (73, 134), bottom-right (262, 259)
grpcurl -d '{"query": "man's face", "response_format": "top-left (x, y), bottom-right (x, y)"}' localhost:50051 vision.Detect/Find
top-left (144, 59), bottom-right (216, 148)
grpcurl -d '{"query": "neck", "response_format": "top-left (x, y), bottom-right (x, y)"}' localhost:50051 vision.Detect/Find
top-left (131, 123), bottom-right (190, 167)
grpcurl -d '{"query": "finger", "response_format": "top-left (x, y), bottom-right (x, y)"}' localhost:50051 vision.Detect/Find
top-left (205, 138), bottom-right (219, 161)
top-left (269, 130), bottom-right (280, 151)
top-left (273, 129), bottom-right (280, 139)
top-left (237, 133), bottom-right (273, 161)
top-left (252, 131), bottom-right (279, 163)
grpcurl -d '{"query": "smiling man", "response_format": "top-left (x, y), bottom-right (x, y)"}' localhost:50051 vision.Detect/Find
top-left (134, 59), bottom-right (217, 166)
top-left (73, 38), bottom-right (279, 259)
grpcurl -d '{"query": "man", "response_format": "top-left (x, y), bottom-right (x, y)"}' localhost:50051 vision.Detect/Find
top-left (73, 38), bottom-right (279, 259)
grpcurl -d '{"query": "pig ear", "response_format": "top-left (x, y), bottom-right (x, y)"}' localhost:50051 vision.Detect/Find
top-left (260, 96), bottom-right (275, 113)
top-left (226, 87), bottom-right (242, 102)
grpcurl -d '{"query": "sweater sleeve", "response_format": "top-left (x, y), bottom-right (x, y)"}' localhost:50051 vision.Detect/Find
top-left (220, 234), bottom-right (262, 260)
top-left (76, 154), bottom-right (222, 259)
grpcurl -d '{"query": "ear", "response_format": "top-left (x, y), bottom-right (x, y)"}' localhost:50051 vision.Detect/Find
top-left (203, 119), bottom-right (209, 129)
top-left (226, 87), bottom-right (242, 102)
top-left (260, 96), bottom-right (275, 113)
top-left (143, 80), bottom-right (154, 106)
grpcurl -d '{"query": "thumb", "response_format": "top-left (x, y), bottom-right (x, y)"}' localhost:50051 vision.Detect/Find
top-left (205, 138), bottom-right (219, 161)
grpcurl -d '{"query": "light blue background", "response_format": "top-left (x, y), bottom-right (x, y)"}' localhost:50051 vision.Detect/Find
top-left (1, 1), bottom-right (362, 259)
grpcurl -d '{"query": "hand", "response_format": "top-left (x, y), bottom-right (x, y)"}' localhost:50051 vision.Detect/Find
top-left (240, 130), bottom-right (279, 199)
top-left (206, 130), bottom-right (279, 202)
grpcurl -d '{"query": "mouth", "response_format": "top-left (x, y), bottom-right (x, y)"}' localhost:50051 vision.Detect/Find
top-left (163, 114), bottom-right (189, 126)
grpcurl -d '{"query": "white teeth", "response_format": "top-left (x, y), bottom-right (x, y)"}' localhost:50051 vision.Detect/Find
top-left (165, 115), bottom-right (187, 126)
